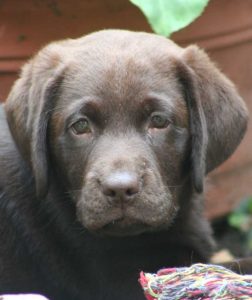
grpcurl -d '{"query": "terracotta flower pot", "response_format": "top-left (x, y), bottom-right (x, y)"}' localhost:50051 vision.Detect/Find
top-left (0, 0), bottom-right (251, 218)
top-left (0, 0), bottom-right (149, 100)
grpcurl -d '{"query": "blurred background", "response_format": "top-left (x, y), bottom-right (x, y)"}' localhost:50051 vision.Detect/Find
top-left (0, 0), bottom-right (252, 257)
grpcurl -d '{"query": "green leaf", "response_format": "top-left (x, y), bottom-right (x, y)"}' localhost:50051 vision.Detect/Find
top-left (130, 0), bottom-right (209, 37)
top-left (228, 213), bottom-right (248, 230)
top-left (247, 229), bottom-right (252, 250)
top-left (247, 197), bottom-right (252, 213)
top-left (231, 197), bottom-right (252, 214)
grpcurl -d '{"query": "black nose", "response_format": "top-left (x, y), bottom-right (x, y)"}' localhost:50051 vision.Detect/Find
top-left (102, 171), bottom-right (140, 201)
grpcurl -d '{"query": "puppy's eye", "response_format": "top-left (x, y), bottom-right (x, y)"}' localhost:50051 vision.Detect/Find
top-left (149, 114), bottom-right (170, 129)
top-left (71, 119), bottom-right (91, 135)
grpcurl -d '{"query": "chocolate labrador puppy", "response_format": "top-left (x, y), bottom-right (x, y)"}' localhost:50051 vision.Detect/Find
top-left (0, 30), bottom-right (248, 299)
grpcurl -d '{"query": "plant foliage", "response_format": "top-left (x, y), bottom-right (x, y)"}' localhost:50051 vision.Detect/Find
top-left (130, 0), bottom-right (209, 37)
top-left (228, 197), bottom-right (252, 251)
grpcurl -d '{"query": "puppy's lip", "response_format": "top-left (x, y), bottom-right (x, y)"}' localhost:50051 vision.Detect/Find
top-left (97, 217), bottom-right (149, 237)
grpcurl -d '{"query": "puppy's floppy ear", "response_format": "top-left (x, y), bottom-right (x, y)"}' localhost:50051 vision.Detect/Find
top-left (177, 45), bottom-right (248, 192)
top-left (5, 48), bottom-right (66, 198)
top-left (177, 62), bottom-right (208, 193)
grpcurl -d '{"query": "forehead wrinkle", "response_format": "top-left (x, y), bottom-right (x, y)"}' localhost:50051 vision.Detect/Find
top-left (152, 92), bottom-right (187, 114)
top-left (59, 96), bottom-right (102, 118)
top-left (141, 93), bottom-right (188, 126)
top-left (143, 93), bottom-right (175, 111)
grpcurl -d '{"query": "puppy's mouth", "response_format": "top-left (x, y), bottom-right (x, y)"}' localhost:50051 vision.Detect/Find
top-left (97, 218), bottom-right (150, 237)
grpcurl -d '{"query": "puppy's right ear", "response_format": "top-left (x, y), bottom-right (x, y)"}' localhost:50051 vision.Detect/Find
top-left (5, 47), bottom-right (66, 198)
top-left (177, 45), bottom-right (248, 192)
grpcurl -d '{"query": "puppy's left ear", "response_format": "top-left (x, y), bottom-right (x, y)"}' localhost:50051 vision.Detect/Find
top-left (5, 48), bottom-right (66, 198)
top-left (30, 68), bottom-right (65, 198)
top-left (177, 45), bottom-right (248, 192)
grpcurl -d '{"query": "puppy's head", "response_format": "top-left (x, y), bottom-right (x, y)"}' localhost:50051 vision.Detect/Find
top-left (5, 30), bottom-right (248, 236)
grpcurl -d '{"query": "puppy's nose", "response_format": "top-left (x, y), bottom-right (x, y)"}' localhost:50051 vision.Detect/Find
top-left (102, 171), bottom-right (140, 201)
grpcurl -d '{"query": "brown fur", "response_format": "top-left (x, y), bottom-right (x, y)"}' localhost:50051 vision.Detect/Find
top-left (0, 30), bottom-right (248, 299)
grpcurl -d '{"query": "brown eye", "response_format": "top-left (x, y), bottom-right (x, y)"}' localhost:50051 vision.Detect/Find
top-left (150, 114), bottom-right (170, 129)
top-left (71, 119), bottom-right (91, 135)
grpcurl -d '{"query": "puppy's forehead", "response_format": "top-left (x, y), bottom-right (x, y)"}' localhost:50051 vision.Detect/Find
top-left (55, 30), bottom-right (185, 110)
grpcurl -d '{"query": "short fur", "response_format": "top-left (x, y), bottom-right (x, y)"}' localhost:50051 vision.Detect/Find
top-left (0, 30), bottom-right (248, 300)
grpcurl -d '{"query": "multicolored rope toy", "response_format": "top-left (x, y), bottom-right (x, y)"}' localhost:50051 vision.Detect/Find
top-left (139, 263), bottom-right (252, 300)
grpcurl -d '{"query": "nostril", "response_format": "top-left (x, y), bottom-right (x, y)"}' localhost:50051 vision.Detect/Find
top-left (101, 171), bottom-right (140, 200)
top-left (126, 187), bottom-right (138, 197)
